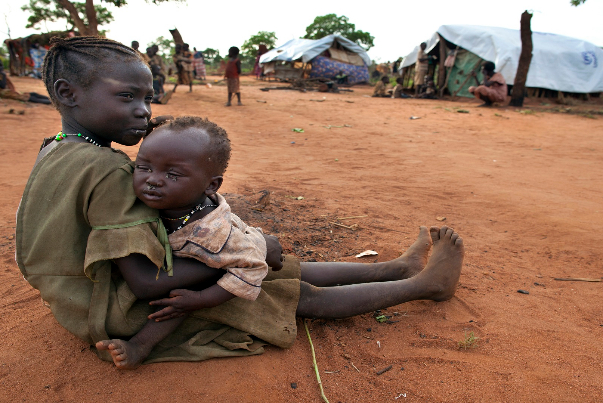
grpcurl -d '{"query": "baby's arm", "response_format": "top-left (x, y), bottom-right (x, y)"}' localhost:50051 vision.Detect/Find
top-left (114, 254), bottom-right (223, 300)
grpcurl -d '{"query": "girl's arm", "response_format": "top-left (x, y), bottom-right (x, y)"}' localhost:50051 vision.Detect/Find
top-left (114, 254), bottom-right (222, 300)
top-left (236, 59), bottom-right (241, 75)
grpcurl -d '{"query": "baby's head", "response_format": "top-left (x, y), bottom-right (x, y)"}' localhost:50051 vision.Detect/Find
top-left (43, 36), bottom-right (153, 146)
top-left (134, 116), bottom-right (231, 212)
top-left (381, 75), bottom-right (390, 84)
top-left (396, 76), bottom-right (404, 85)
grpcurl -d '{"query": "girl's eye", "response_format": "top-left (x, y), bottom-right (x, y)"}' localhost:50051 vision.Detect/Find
top-left (166, 173), bottom-right (178, 181)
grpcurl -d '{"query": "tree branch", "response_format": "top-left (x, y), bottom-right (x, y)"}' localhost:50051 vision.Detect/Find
top-left (56, 0), bottom-right (89, 34)
top-left (85, 0), bottom-right (98, 36)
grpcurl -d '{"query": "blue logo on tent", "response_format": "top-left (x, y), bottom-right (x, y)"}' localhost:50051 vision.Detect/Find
top-left (581, 51), bottom-right (597, 68)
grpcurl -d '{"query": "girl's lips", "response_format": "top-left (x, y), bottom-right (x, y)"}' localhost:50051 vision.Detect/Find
top-left (126, 128), bottom-right (147, 137)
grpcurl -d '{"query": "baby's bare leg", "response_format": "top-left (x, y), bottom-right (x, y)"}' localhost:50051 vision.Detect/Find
top-left (296, 226), bottom-right (463, 319)
top-left (300, 226), bottom-right (432, 287)
top-left (96, 314), bottom-right (186, 370)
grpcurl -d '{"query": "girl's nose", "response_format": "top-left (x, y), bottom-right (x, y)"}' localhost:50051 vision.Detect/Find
top-left (135, 102), bottom-right (151, 119)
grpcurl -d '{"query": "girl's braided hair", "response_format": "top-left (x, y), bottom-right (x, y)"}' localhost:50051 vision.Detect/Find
top-left (155, 116), bottom-right (232, 175)
top-left (42, 36), bottom-right (146, 109)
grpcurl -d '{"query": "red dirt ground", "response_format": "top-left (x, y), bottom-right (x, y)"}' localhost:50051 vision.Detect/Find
top-left (1, 76), bottom-right (602, 402)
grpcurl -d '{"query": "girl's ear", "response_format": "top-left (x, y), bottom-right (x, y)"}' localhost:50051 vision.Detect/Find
top-left (54, 79), bottom-right (77, 107)
top-left (204, 176), bottom-right (223, 196)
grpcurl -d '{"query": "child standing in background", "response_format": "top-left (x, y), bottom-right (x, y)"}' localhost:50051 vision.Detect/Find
top-left (225, 46), bottom-right (242, 106)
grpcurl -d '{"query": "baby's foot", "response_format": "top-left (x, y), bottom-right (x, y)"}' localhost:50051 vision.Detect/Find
top-left (382, 226), bottom-right (432, 279)
top-left (95, 339), bottom-right (152, 370)
top-left (415, 226), bottom-right (464, 301)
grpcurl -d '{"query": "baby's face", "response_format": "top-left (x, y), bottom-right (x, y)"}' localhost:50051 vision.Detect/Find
top-left (133, 128), bottom-right (221, 212)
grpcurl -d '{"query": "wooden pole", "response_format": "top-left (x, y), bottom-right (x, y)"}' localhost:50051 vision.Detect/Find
top-left (437, 34), bottom-right (447, 91)
top-left (169, 28), bottom-right (184, 45)
top-left (509, 11), bottom-right (533, 107)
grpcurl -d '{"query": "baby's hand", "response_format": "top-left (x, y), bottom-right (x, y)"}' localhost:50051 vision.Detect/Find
top-left (263, 234), bottom-right (284, 271)
top-left (146, 115), bottom-right (174, 135)
top-left (148, 289), bottom-right (201, 322)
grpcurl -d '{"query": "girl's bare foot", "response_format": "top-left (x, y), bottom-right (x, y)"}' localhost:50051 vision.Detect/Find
top-left (95, 339), bottom-right (153, 370)
top-left (381, 226), bottom-right (433, 279)
top-left (413, 226), bottom-right (464, 301)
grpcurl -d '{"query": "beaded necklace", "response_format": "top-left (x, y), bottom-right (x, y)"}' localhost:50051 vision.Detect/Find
top-left (163, 203), bottom-right (217, 234)
top-left (55, 131), bottom-right (102, 147)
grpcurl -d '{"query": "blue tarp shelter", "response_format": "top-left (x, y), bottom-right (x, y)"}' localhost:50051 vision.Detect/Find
top-left (260, 35), bottom-right (370, 84)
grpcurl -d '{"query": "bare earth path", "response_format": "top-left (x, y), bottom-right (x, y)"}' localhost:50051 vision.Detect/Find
top-left (1, 76), bottom-right (602, 402)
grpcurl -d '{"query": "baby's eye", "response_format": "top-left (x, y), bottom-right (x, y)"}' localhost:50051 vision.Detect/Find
top-left (166, 173), bottom-right (178, 181)
top-left (135, 165), bottom-right (152, 172)
top-left (120, 93), bottom-right (134, 100)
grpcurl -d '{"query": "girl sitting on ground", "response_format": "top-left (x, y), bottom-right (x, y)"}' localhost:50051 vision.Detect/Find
top-left (16, 37), bottom-right (464, 370)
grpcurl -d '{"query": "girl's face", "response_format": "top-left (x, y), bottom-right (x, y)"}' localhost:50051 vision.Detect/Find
top-left (133, 128), bottom-right (223, 214)
top-left (70, 60), bottom-right (153, 146)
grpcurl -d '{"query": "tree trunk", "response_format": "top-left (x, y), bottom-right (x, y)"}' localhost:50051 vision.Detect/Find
top-left (437, 34), bottom-right (447, 92)
top-left (57, 0), bottom-right (91, 35)
top-left (509, 11), bottom-right (533, 107)
top-left (85, 0), bottom-right (99, 36)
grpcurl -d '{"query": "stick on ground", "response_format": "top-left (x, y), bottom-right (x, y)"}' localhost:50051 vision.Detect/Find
top-left (304, 319), bottom-right (330, 403)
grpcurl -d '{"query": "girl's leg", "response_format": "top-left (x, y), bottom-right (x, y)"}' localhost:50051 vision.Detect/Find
top-left (300, 226), bottom-right (432, 286)
top-left (96, 314), bottom-right (187, 370)
top-left (236, 92), bottom-right (242, 105)
top-left (296, 227), bottom-right (464, 319)
top-left (226, 92), bottom-right (232, 106)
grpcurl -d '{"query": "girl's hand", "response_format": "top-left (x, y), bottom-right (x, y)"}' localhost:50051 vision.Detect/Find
top-left (146, 115), bottom-right (174, 135)
top-left (148, 289), bottom-right (202, 322)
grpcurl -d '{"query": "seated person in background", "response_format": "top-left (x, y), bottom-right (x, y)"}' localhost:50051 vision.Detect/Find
top-left (392, 76), bottom-right (410, 99)
top-left (372, 76), bottom-right (391, 98)
top-left (416, 76), bottom-right (437, 99)
top-left (335, 70), bottom-right (348, 85)
top-left (468, 61), bottom-right (507, 106)
top-left (151, 64), bottom-right (172, 105)
top-left (0, 63), bottom-right (50, 104)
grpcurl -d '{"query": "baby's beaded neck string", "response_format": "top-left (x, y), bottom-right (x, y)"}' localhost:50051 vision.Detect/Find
top-left (162, 202), bottom-right (217, 234)
top-left (55, 131), bottom-right (102, 147)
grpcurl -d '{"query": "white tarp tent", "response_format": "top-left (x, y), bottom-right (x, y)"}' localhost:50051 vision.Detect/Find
top-left (402, 25), bottom-right (603, 94)
top-left (260, 34), bottom-right (371, 66)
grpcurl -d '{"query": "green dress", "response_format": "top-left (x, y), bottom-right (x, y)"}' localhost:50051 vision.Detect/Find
top-left (15, 142), bottom-right (300, 363)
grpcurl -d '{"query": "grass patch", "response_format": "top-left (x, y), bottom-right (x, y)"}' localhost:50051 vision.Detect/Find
top-left (458, 331), bottom-right (479, 350)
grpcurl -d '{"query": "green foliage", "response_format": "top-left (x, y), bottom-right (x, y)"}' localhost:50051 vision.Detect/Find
top-left (241, 31), bottom-right (277, 58)
top-left (21, 0), bottom-right (186, 32)
top-left (202, 48), bottom-right (222, 66)
top-left (21, 0), bottom-right (114, 31)
top-left (303, 14), bottom-right (374, 50)
top-left (570, 0), bottom-right (587, 5)
top-left (148, 36), bottom-right (175, 65)
top-left (240, 31), bottom-right (277, 71)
